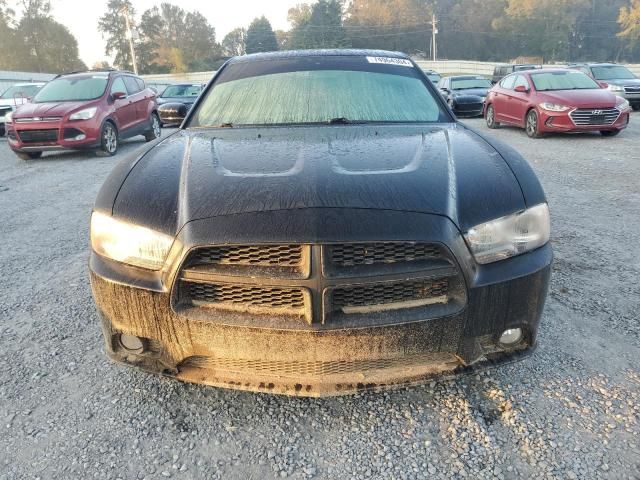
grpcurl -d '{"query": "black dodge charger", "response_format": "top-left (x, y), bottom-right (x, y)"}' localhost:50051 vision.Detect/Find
top-left (438, 75), bottom-right (493, 117)
top-left (90, 50), bottom-right (552, 397)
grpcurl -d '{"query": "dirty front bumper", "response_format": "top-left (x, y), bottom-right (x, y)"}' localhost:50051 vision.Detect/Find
top-left (90, 209), bottom-right (552, 397)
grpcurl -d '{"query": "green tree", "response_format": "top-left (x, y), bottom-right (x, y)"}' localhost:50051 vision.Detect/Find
top-left (98, 0), bottom-right (136, 70)
top-left (16, 0), bottom-right (85, 72)
top-left (221, 27), bottom-right (246, 56)
top-left (0, 0), bottom-right (18, 69)
top-left (245, 16), bottom-right (278, 53)
top-left (288, 0), bottom-right (349, 49)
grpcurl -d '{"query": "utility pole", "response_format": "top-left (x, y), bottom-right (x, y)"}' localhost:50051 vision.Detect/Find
top-left (120, 5), bottom-right (138, 74)
top-left (430, 13), bottom-right (438, 62)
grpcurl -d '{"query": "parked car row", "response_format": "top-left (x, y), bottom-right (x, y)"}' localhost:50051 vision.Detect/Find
top-left (0, 82), bottom-right (45, 137)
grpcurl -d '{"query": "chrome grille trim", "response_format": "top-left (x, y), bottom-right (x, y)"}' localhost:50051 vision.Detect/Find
top-left (15, 117), bottom-right (63, 123)
top-left (569, 108), bottom-right (620, 126)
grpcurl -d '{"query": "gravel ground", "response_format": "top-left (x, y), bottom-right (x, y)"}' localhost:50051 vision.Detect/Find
top-left (0, 119), bottom-right (639, 480)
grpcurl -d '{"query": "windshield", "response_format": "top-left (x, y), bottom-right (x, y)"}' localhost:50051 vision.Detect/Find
top-left (33, 75), bottom-right (108, 103)
top-left (190, 57), bottom-right (447, 127)
top-left (450, 78), bottom-right (492, 90)
top-left (531, 71), bottom-right (600, 91)
top-left (426, 73), bottom-right (441, 83)
top-left (591, 65), bottom-right (636, 81)
top-left (162, 85), bottom-right (202, 97)
top-left (0, 84), bottom-right (41, 99)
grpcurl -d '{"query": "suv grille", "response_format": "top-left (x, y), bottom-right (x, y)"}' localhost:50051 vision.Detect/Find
top-left (569, 108), bottom-right (619, 126)
top-left (16, 129), bottom-right (59, 143)
top-left (175, 243), bottom-right (466, 329)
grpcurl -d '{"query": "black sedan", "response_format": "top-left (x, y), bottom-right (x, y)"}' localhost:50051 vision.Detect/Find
top-left (438, 75), bottom-right (492, 117)
top-left (156, 83), bottom-right (203, 126)
top-left (90, 50), bottom-right (552, 397)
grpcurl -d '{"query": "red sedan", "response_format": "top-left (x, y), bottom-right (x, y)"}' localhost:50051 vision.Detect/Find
top-left (484, 69), bottom-right (631, 138)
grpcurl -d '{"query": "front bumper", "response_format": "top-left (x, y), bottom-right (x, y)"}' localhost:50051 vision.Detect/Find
top-left (539, 107), bottom-right (631, 133)
top-left (90, 210), bottom-right (552, 396)
top-left (6, 117), bottom-right (102, 153)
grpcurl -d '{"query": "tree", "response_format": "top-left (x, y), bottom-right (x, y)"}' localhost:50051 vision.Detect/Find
top-left (619, 0), bottom-right (640, 57)
top-left (0, 0), bottom-right (19, 69)
top-left (288, 0), bottom-right (349, 49)
top-left (221, 27), bottom-right (246, 56)
top-left (98, 0), bottom-right (136, 70)
top-left (16, 0), bottom-right (85, 72)
top-left (245, 16), bottom-right (278, 53)
top-left (182, 11), bottom-right (218, 70)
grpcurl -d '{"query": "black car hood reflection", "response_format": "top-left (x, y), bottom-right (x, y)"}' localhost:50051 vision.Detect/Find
top-left (451, 88), bottom-right (489, 99)
top-left (112, 124), bottom-right (526, 234)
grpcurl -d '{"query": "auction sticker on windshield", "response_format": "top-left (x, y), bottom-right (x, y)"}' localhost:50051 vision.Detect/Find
top-left (366, 56), bottom-right (413, 67)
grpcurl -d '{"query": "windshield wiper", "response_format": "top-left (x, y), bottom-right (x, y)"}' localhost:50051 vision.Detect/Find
top-left (328, 117), bottom-right (352, 124)
top-left (217, 122), bottom-right (234, 128)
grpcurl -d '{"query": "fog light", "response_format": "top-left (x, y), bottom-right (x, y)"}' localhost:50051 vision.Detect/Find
top-left (119, 333), bottom-right (144, 352)
top-left (499, 328), bottom-right (523, 346)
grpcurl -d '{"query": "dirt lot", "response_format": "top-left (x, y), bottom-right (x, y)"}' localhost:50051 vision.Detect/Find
top-left (0, 118), bottom-right (639, 480)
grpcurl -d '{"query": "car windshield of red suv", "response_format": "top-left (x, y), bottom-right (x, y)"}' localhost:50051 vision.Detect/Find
top-left (531, 71), bottom-right (600, 91)
top-left (591, 65), bottom-right (636, 81)
top-left (33, 75), bottom-right (108, 103)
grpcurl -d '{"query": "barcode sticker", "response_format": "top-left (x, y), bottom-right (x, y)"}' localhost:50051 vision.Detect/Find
top-left (366, 56), bottom-right (413, 67)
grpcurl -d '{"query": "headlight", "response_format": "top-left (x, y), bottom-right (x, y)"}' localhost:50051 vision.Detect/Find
top-left (90, 211), bottom-right (174, 270)
top-left (4, 111), bottom-right (13, 122)
top-left (69, 107), bottom-right (97, 121)
top-left (608, 85), bottom-right (624, 92)
top-left (464, 203), bottom-right (550, 265)
top-left (539, 102), bottom-right (570, 112)
top-left (616, 98), bottom-right (630, 110)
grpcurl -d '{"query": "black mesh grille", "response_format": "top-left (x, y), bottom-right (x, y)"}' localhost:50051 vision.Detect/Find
top-left (189, 244), bottom-right (304, 267)
top-left (187, 282), bottom-right (305, 310)
top-left (332, 278), bottom-right (449, 311)
top-left (16, 129), bottom-right (58, 143)
top-left (330, 243), bottom-right (442, 267)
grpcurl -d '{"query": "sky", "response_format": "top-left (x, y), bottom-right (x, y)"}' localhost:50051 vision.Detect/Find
top-left (12, 0), bottom-right (299, 66)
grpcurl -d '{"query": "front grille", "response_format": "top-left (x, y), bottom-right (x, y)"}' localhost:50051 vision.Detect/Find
top-left (16, 129), bottom-right (59, 143)
top-left (187, 282), bottom-right (305, 309)
top-left (332, 278), bottom-right (450, 314)
top-left (624, 86), bottom-right (640, 93)
top-left (331, 243), bottom-right (442, 266)
top-left (15, 117), bottom-right (62, 123)
top-left (174, 243), bottom-right (466, 329)
top-left (180, 353), bottom-right (459, 377)
top-left (570, 108), bottom-right (619, 126)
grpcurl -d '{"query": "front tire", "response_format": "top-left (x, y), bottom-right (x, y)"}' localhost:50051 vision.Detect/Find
top-left (600, 129), bottom-right (621, 137)
top-left (525, 109), bottom-right (543, 138)
top-left (97, 121), bottom-right (118, 157)
top-left (144, 113), bottom-right (161, 142)
top-left (485, 104), bottom-right (500, 129)
top-left (16, 151), bottom-right (43, 160)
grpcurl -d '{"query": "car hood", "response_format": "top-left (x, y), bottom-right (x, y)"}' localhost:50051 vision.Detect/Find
top-left (452, 88), bottom-right (489, 98)
top-left (113, 124), bottom-right (527, 234)
top-left (13, 101), bottom-right (92, 118)
top-left (603, 78), bottom-right (640, 87)
top-left (539, 89), bottom-right (619, 108)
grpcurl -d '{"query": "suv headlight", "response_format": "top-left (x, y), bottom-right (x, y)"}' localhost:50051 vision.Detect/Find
top-left (90, 211), bottom-right (174, 270)
top-left (608, 85), bottom-right (624, 92)
top-left (539, 102), bottom-right (570, 112)
top-left (464, 204), bottom-right (550, 264)
top-left (4, 111), bottom-right (13, 122)
top-left (69, 107), bottom-right (97, 121)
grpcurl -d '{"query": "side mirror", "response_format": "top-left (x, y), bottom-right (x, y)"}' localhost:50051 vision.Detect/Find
top-left (514, 85), bottom-right (529, 93)
top-left (598, 81), bottom-right (608, 89)
top-left (112, 91), bottom-right (127, 100)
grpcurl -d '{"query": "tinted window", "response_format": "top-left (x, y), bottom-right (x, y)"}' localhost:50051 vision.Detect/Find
top-left (34, 75), bottom-right (108, 103)
top-left (513, 75), bottom-right (530, 90)
top-left (500, 75), bottom-right (516, 89)
top-left (191, 56), bottom-right (448, 127)
top-left (531, 71), bottom-right (600, 91)
top-left (162, 85), bottom-right (203, 97)
top-left (450, 77), bottom-right (492, 89)
top-left (124, 76), bottom-right (141, 94)
top-left (110, 77), bottom-right (127, 96)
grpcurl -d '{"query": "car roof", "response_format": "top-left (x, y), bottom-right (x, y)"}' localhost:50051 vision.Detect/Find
top-left (228, 49), bottom-right (410, 65)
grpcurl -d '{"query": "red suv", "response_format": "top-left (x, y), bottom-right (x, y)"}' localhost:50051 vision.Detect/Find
top-left (6, 70), bottom-right (160, 160)
top-left (484, 69), bottom-right (631, 138)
